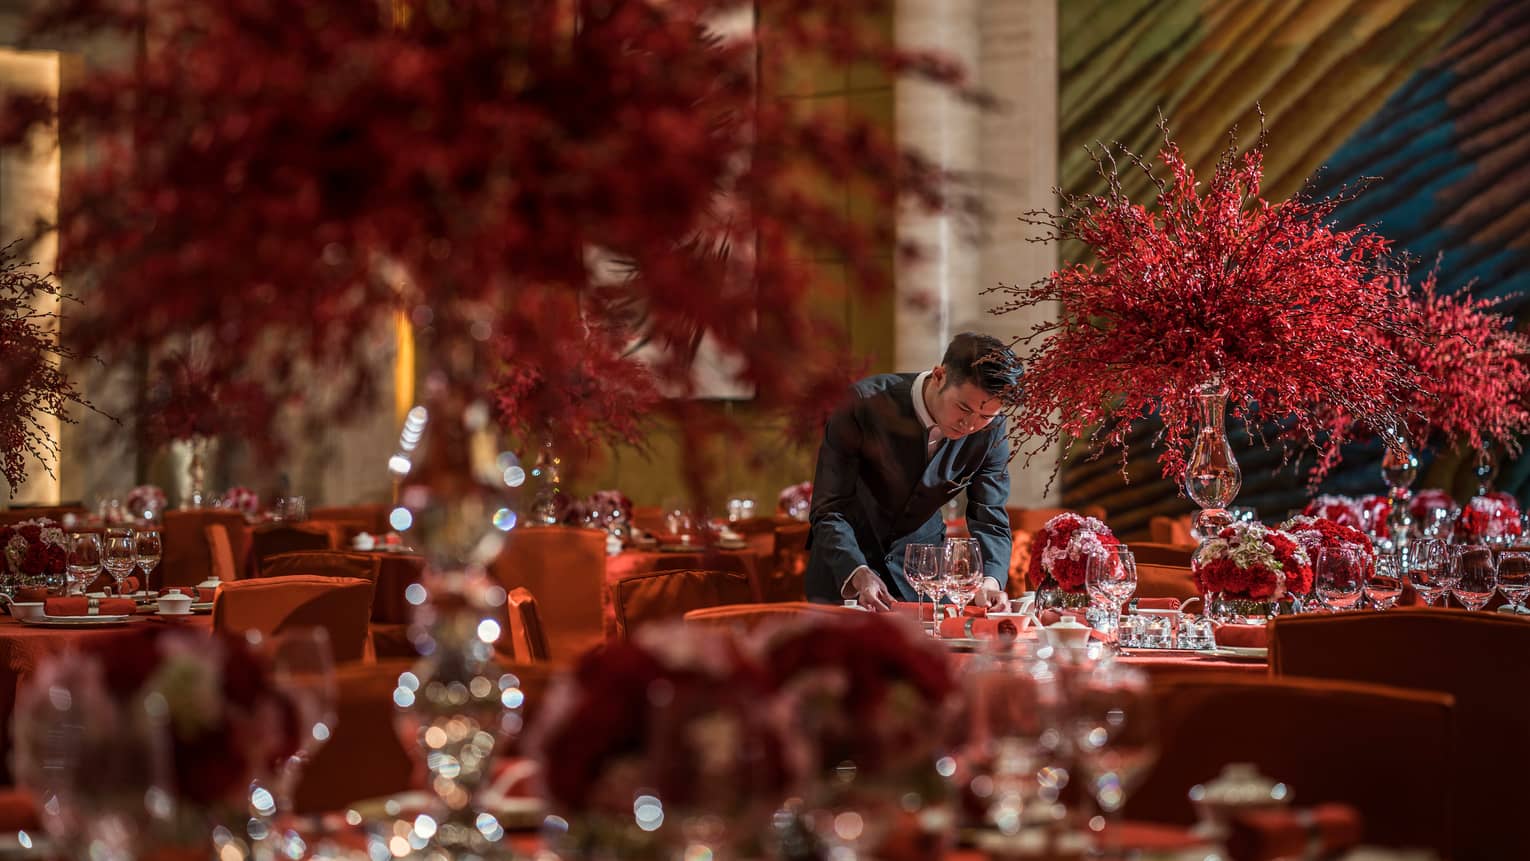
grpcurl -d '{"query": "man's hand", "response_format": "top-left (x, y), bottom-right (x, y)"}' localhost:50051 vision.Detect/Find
top-left (973, 577), bottom-right (1009, 611)
top-left (845, 567), bottom-right (894, 612)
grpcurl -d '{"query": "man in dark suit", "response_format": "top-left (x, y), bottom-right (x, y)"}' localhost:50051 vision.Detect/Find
top-left (804, 332), bottom-right (1018, 609)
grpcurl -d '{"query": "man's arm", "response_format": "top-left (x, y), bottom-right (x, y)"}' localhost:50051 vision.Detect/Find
top-left (808, 393), bottom-right (872, 598)
top-left (966, 431), bottom-right (1013, 598)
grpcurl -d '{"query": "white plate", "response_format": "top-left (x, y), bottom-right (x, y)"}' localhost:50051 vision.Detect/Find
top-left (1196, 646), bottom-right (1268, 661)
top-left (345, 791), bottom-right (545, 831)
top-left (21, 614), bottom-right (133, 628)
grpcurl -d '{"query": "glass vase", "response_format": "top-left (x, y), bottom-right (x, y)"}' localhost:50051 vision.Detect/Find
top-left (1184, 382), bottom-right (1242, 542)
top-left (1379, 426), bottom-right (1418, 555)
top-left (1205, 595), bottom-right (1274, 626)
top-left (183, 435), bottom-right (209, 510)
top-left (1034, 576), bottom-right (1090, 612)
top-left (528, 439), bottom-right (564, 527)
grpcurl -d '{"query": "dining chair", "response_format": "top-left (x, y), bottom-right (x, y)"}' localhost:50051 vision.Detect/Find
top-left (683, 601), bottom-right (863, 632)
top-left (1005, 505), bottom-right (1108, 534)
top-left (1127, 674), bottom-right (1454, 855)
top-left (259, 550), bottom-right (382, 583)
top-left (204, 523), bottom-right (240, 583)
top-left (766, 522), bottom-right (812, 602)
top-left (489, 526), bottom-right (608, 662)
top-left (502, 587), bottom-right (552, 663)
top-left (613, 567), bottom-right (754, 638)
top-left (1129, 542), bottom-right (1195, 567)
top-left (1269, 608), bottom-right (1530, 859)
top-left (307, 504), bottom-right (392, 534)
top-left (212, 574), bottom-right (375, 664)
top-left (162, 509), bottom-right (252, 588)
top-left (250, 524), bottom-right (336, 574)
top-left (1149, 514), bottom-right (1195, 546)
top-left (1133, 562), bottom-right (1198, 601)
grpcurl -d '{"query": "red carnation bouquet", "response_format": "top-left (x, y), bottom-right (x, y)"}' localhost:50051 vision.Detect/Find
top-left (124, 485), bottom-right (166, 520)
top-left (1408, 488), bottom-right (1459, 536)
top-left (1192, 522), bottom-right (1312, 601)
top-left (1357, 495), bottom-right (1392, 537)
top-left (1300, 496), bottom-right (1365, 531)
top-left (1279, 515), bottom-right (1376, 582)
top-left (779, 482), bottom-right (813, 521)
top-left (1456, 494), bottom-right (1522, 544)
top-left (1025, 512), bottom-right (1120, 592)
top-left (0, 517), bottom-right (67, 588)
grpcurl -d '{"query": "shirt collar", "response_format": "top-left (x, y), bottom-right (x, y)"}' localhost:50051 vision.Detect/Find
top-left (911, 370), bottom-right (938, 432)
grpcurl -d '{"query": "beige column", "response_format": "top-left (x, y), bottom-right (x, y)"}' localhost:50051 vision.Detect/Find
top-left (894, 0), bottom-right (982, 372)
top-left (978, 0), bottom-right (1059, 506)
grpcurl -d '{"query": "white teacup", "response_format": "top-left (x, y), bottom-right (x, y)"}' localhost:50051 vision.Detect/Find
top-left (157, 592), bottom-right (193, 615)
top-left (1011, 592), bottom-right (1037, 615)
top-left (1044, 618), bottom-right (1093, 649)
top-left (10, 602), bottom-right (44, 621)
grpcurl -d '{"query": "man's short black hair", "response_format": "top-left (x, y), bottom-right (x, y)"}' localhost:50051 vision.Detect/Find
top-left (941, 332), bottom-right (1021, 396)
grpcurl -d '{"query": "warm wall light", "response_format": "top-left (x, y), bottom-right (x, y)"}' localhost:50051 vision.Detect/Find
top-left (394, 307), bottom-right (416, 431)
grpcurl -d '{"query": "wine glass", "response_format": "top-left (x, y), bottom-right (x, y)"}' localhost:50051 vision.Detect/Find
top-left (1314, 546), bottom-right (1364, 611)
top-left (102, 529), bottom-right (138, 596)
top-left (66, 532), bottom-right (103, 596)
top-left (1497, 550), bottom-right (1530, 613)
top-left (267, 628), bottom-right (337, 815)
top-left (1366, 551), bottom-right (1404, 611)
top-left (942, 538), bottom-right (985, 622)
top-left (903, 543), bottom-right (942, 626)
top-left (1069, 661), bottom-right (1157, 842)
top-left (133, 530), bottom-right (162, 595)
top-left (1451, 545), bottom-right (1497, 611)
top-left (1407, 538), bottom-right (1450, 607)
top-left (1085, 548), bottom-right (1137, 639)
top-left (967, 647), bottom-right (1065, 835)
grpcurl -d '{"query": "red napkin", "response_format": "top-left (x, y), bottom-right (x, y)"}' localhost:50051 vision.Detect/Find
top-left (1132, 597), bottom-right (1181, 611)
top-left (891, 601), bottom-right (936, 621)
top-left (937, 615), bottom-right (1026, 639)
top-left (160, 587), bottom-right (216, 603)
top-left (1225, 804), bottom-right (1362, 861)
top-left (962, 605), bottom-right (988, 617)
top-left (43, 597), bottom-right (138, 617)
top-left (1215, 624), bottom-right (1268, 648)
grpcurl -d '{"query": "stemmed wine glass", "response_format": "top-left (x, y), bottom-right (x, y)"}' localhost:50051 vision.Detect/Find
top-left (903, 543), bottom-right (942, 627)
top-left (1085, 547), bottom-right (1137, 639)
top-left (942, 538), bottom-right (985, 624)
top-left (1366, 552), bottom-right (1404, 611)
top-left (102, 529), bottom-right (138, 596)
top-left (1407, 538), bottom-right (1451, 607)
top-left (1496, 550), bottom-right (1530, 614)
top-left (266, 628), bottom-right (337, 817)
top-left (1314, 546), bottom-right (1364, 611)
top-left (1068, 661), bottom-right (1158, 846)
top-left (132, 529), bottom-right (162, 596)
top-left (1451, 545), bottom-right (1497, 611)
top-left (66, 532), bottom-right (103, 596)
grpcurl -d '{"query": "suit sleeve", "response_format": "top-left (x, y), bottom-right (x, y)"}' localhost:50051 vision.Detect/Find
top-left (965, 431), bottom-right (1012, 588)
top-left (808, 393), bottom-right (869, 595)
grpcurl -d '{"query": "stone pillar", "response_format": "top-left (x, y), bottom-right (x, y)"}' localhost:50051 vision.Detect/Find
top-left (978, 0), bottom-right (1059, 507)
top-left (893, 0), bottom-right (982, 372)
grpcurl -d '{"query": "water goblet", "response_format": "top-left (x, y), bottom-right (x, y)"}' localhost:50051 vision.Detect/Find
top-left (132, 529), bottom-right (162, 595)
top-left (1406, 538), bottom-right (1450, 607)
top-left (1085, 547), bottom-right (1137, 638)
top-left (1069, 661), bottom-right (1158, 843)
top-left (1314, 546), bottom-right (1365, 611)
top-left (1451, 545), bottom-right (1497, 611)
top-left (1366, 552), bottom-right (1404, 611)
top-left (902, 543), bottom-right (942, 628)
top-left (102, 529), bottom-right (138, 596)
top-left (66, 532), bottom-right (103, 596)
top-left (942, 538), bottom-right (985, 621)
top-left (261, 627), bottom-right (337, 854)
top-left (1496, 550), bottom-right (1530, 613)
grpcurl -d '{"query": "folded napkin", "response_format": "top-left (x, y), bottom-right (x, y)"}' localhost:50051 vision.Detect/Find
top-left (43, 597), bottom-right (137, 617)
top-left (105, 576), bottom-right (141, 595)
top-left (962, 605), bottom-right (989, 617)
top-left (1224, 804), bottom-right (1362, 861)
top-left (891, 601), bottom-right (936, 622)
top-left (1214, 624), bottom-right (1268, 649)
top-left (1131, 597), bottom-right (1181, 611)
top-left (160, 587), bottom-right (216, 603)
top-left (937, 615), bottom-right (1026, 639)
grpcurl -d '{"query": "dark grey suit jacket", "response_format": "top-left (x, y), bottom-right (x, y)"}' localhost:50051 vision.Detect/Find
top-left (803, 373), bottom-right (1012, 603)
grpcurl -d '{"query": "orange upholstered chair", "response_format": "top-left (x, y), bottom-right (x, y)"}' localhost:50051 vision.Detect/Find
top-left (259, 550), bottom-right (382, 583)
top-left (765, 522), bottom-right (811, 602)
top-left (683, 601), bottom-right (863, 632)
top-left (1269, 609), bottom-right (1530, 858)
top-left (1005, 505), bottom-right (1107, 534)
top-left (613, 568), bottom-right (754, 638)
top-left (490, 526), bottom-right (608, 662)
top-left (1134, 562), bottom-right (1198, 601)
top-left (1129, 542), bottom-right (1195, 567)
top-left (1149, 515), bottom-right (1195, 546)
top-left (212, 575), bottom-right (375, 664)
top-left (1127, 675), bottom-right (1453, 854)
top-left (204, 524), bottom-right (240, 583)
top-left (250, 524), bottom-right (336, 573)
top-left (501, 587), bottom-right (552, 663)
top-left (161, 509), bottom-right (252, 588)
top-left (308, 504), bottom-right (392, 534)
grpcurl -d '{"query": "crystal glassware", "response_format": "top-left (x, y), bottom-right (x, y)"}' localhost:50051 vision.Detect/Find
top-left (1184, 382), bottom-right (1242, 540)
top-left (133, 529), bottom-right (162, 594)
top-left (1069, 661), bottom-right (1158, 839)
top-left (1085, 547), bottom-right (1137, 639)
top-left (942, 538), bottom-right (985, 621)
top-left (1366, 552), bottom-right (1404, 611)
top-left (903, 543), bottom-right (942, 627)
top-left (102, 529), bottom-right (137, 595)
top-left (966, 645), bottom-right (1065, 835)
top-left (1314, 546), bottom-right (1364, 611)
top-left (1406, 538), bottom-right (1450, 607)
top-left (1451, 545), bottom-right (1497, 611)
top-left (1496, 550), bottom-right (1530, 613)
top-left (66, 531), bottom-right (103, 596)
top-left (257, 628), bottom-right (338, 855)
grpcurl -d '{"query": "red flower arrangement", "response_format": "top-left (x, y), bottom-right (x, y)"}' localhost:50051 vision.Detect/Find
top-left (220, 486), bottom-right (260, 517)
top-left (1024, 512), bottom-right (1120, 592)
top-left (1357, 495), bottom-right (1392, 537)
top-left (1279, 515), bottom-right (1376, 581)
top-left (1455, 495), bottom-right (1522, 543)
top-left (5, 0), bottom-right (970, 492)
top-left (778, 481), bottom-right (813, 520)
top-left (1192, 521), bottom-right (1313, 601)
top-left (996, 115), bottom-right (1414, 485)
top-left (1301, 495), bottom-right (1364, 531)
top-left (124, 485), bottom-right (167, 520)
top-left (0, 517), bottom-right (67, 585)
top-left (761, 611), bottom-right (953, 780)
top-left (0, 243), bottom-right (94, 495)
top-left (139, 354), bottom-right (278, 459)
top-left (556, 489), bottom-right (634, 528)
top-left (1409, 488), bottom-right (1457, 521)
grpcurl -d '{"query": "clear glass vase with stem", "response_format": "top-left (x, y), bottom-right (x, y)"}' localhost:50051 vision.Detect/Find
top-left (1378, 424), bottom-right (1418, 555)
top-left (1184, 381), bottom-right (1242, 542)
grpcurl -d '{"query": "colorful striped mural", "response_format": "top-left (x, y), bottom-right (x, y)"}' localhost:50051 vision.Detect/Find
top-left (1055, 0), bottom-right (1530, 536)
